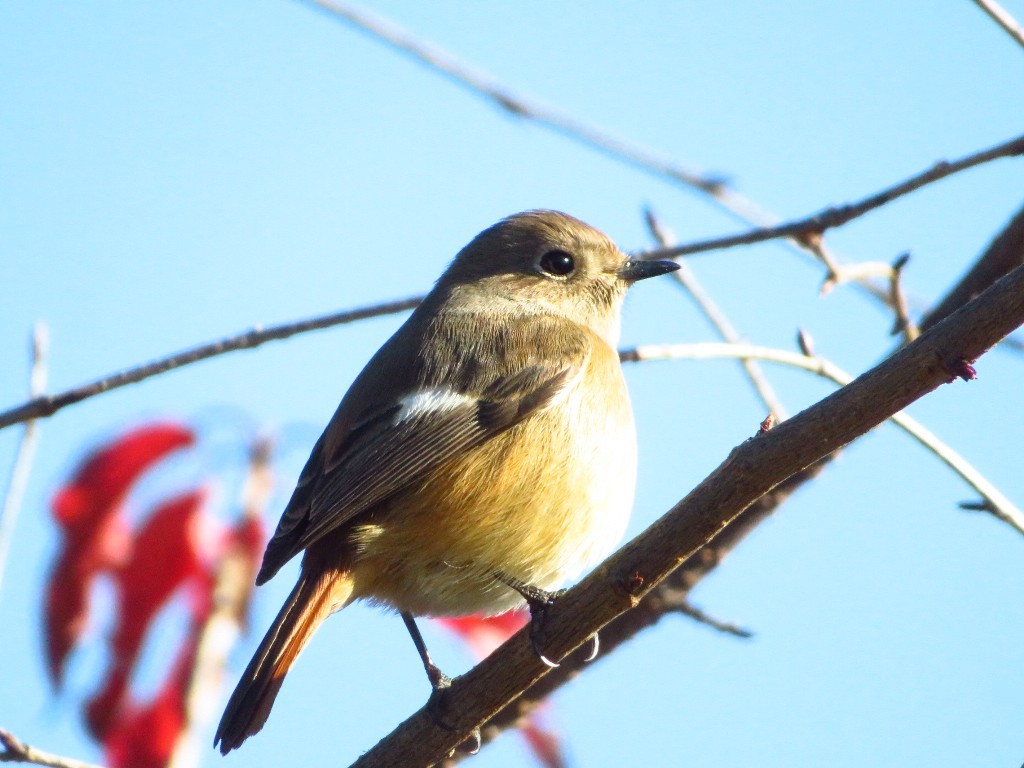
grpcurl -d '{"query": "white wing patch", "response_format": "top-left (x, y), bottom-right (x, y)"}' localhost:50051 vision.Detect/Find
top-left (395, 388), bottom-right (474, 423)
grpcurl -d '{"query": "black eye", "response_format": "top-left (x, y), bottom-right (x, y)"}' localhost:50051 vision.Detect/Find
top-left (538, 249), bottom-right (575, 276)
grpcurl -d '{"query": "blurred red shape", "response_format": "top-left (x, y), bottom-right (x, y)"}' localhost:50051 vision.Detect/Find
top-left (435, 611), bottom-right (528, 659)
top-left (45, 421), bottom-right (272, 768)
top-left (112, 489), bottom-right (208, 668)
top-left (520, 716), bottom-right (568, 768)
top-left (102, 642), bottom-right (195, 768)
top-left (85, 489), bottom-right (210, 740)
top-left (45, 422), bottom-right (194, 686)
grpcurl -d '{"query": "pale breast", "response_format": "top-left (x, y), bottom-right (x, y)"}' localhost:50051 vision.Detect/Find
top-left (531, 366), bottom-right (636, 587)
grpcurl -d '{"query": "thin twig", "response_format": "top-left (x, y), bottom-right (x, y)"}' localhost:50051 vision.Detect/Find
top-left (350, 261), bottom-right (1024, 768)
top-left (0, 324), bottom-right (49, 597)
top-left (643, 133), bottom-right (1024, 261)
top-left (968, 0), bottom-right (1024, 49)
top-left (643, 208), bottom-right (787, 419)
top-left (0, 728), bottom-right (104, 768)
top-left (888, 253), bottom-right (920, 342)
top-left (621, 341), bottom-right (1024, 537)
top-left (959, 499), bottom-right (998, 512)
top-left (819, 259), bottom-right (894, 296)
top-left (673, 601), bottom-right (754, 639)
top-left (0, 297), bottom-right (421, 431)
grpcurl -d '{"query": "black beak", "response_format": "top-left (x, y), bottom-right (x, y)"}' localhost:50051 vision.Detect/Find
top-left (619, 258), bottom-right (680, 282)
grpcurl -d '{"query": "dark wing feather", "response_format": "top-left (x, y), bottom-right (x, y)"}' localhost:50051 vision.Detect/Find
top-left (256, 362), bottom-right (577, 584)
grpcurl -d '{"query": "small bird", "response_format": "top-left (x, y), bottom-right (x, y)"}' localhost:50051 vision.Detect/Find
top-left (214, 210), bottom-right (678, 753)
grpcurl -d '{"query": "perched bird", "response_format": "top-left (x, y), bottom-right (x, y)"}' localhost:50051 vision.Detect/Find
top-left (214, 210), bottom-right (678, 753)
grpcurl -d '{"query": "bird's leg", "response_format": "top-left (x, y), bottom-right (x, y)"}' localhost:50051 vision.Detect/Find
top-left (401, 611), bottom-right (451, 690)
top-left (494, 573), bottom-right (599, 667)
top-left (401, 612), bottom-right (480, 754)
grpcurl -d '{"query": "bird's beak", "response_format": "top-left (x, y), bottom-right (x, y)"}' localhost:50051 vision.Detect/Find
top-left (618, 258), bottom-right (680, 282)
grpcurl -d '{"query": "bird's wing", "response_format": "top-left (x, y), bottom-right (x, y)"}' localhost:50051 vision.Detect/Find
top-left (255, 357), bottom-right (582, 584)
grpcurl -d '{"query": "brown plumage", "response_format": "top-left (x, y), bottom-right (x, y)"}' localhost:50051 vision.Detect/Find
top-left (214, 210), bottom-right (678, 753)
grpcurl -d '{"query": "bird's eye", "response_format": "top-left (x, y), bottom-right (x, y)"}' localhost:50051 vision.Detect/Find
top-left (538, 249), bottom-right (575, 277)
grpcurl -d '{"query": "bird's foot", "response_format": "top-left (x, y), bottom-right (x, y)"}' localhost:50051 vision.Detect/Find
top-left (426, 677), bottom-right (481, 756)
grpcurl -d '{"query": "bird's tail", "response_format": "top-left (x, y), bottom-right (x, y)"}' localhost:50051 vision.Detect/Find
top-left (214, 567), bottom-right (354, 754)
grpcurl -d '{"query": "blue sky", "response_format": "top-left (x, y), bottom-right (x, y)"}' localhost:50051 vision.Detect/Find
top-left (2, 2), bottom-right (1023, 767)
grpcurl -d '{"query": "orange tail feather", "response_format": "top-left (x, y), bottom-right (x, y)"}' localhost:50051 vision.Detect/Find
top-left (214, 568), bottom-right (353, 753)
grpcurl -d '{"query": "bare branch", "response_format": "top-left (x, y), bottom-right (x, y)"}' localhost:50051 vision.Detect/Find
top-left (672, 601), bottom-right (754, 639)
top-left (0, 728), bottom-right (103, 768)
top-left (622, 341), bottom-right (1024, 536)
top-left (349, 263), bottom-right (1024, 767)
top-left (643, 133), bottom-right (1024, 260)
top-left (643, 208), bottom-right (787, 418)
top-left (0, 297), bottom-right (421, 432)
top-left (0, 324), bottom-right (49, 597)
top-left (819, 259), bottom-right (894, 299)
top-left (968, 0), bottom-right (1024, 50)
top-left (888, 253), bottom-right (920, 342)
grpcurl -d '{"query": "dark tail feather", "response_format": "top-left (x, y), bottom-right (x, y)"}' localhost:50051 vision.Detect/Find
top-left (214, 569), bottom-right (353, 754)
